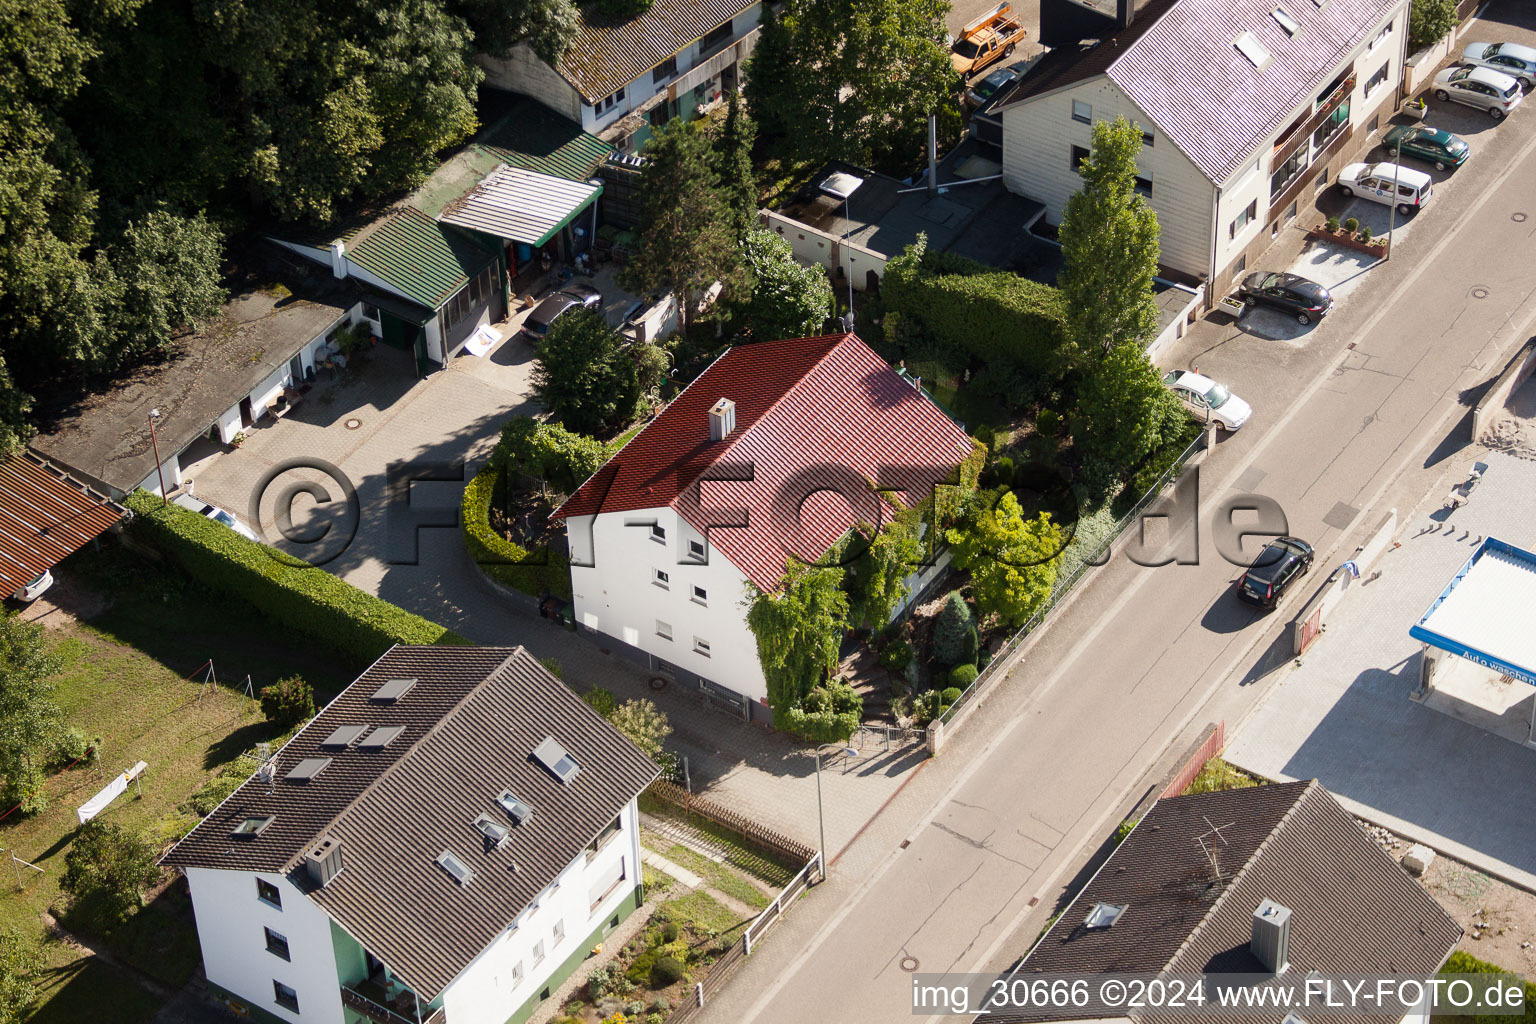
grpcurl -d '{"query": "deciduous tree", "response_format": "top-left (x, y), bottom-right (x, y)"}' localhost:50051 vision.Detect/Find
top-left (1073, 342), bottom-right (1185, 472)
top-left (1059, 116), bottom-right (1161, 358)
top-left (946, 493), bottom-right (1064, 628)
top-left (0, 928), bottom-right (44, 1024)
top-left (0, 613), bottom-right (65, 812)
top-left (843, 514), bottom-right (923, 631)
top-left (608, 699), bottom-right (672, 760)
top-left (739, 229), bottom-right (834, 341)
top-left (1408, 0), bottom-right (1458, 51)
top-left (530, 310), bottom-right (640, 436)
top-left (60, 821), bottom-right (160, 928)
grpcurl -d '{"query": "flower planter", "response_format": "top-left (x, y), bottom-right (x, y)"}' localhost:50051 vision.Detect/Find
top-left (1308, 224), bottom-right (1388, 258)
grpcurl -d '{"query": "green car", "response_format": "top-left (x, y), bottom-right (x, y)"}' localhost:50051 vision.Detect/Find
top-left (1381, 125), bottom-right (1469, 171)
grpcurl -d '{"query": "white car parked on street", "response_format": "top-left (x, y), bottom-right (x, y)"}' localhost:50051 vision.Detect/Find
top-left (1459, 42), bottom-right (1536, 91)
top-left (1432, 64), bottom-right (1524, 119)
top-left (1337, 162), bottom-right (1433, 215)
top-left (1162, 370), bottom-right (1252, 431)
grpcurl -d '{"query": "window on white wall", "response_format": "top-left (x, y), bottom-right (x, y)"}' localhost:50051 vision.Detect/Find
top-left (694, 637), bottom-right (711, 657)
top-left (532, 939), bottom-right (546, 966)
top-left (652, 568), bottom-right (669, 589)
top-left (688, 539), bottom-right (706, 560)
top-left (1134, 173), bottom-right (1153, 197)
top-left (1369, 22), bottom-right (1391, 51)
top-left (362, 302), bottom-right (380, 321)
top-left (273, 981), bottom-right (299, 1012)
top-left (256, 878), bottom-right (282, 909)
top-left (1230, 199), bottom-right (1258, 239)
top-left (656, 620), bottom-right (672, 640)
top-left (692, 585), bottom-right (708, 606)
top-left (588, 856), bottom-right (626, 910)
top-left (1365, 62), bottom-right (1389, 97)
top-left (650, 524), bottom-right (666, 543)
top-left (1071, 99), bottom-right (1092, 124)
top-left (1070, 145), bottom-right (1090, 173)
top-left (554, 919), bottom-right (566, 943)
top-left (264, 927), bottom-right (290, 960)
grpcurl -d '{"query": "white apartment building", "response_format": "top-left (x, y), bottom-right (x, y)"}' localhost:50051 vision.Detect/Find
top-left (553, 332), bottom-right (975, 723)
top-left (996, 0), bottom-right (1410, 297)
top-left (164, 646), bottom-right (657, 1024)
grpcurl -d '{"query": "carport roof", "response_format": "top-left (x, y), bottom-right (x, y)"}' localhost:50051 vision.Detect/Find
top-left (439, 165), bottom-right (602, 247)
top-left (345, 207), bottom-right (498, 311)
top-left (0, 453), bottom-right (123, 595)
top-left (1410, 537), bottom-right (1536, 686)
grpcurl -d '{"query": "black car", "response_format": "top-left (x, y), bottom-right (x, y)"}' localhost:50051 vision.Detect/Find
top-left (1238, 272), bottom-right (1335, 325)
top-left (1237, 537), bottom-right (1314, 608)
top-left (520, 282), bottom-right (602, 341)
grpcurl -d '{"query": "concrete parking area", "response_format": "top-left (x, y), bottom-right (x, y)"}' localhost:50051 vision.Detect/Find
top-left (1226, 449), bottom-right (1536, 891)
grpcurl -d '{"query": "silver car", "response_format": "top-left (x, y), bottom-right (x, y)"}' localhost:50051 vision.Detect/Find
top-left (1162, 370), bottom-right (1252, 431)
top-left (1432, 64), bottom-right (1524, 119)
top-left (1460, 42), bottom-right (1536, 91)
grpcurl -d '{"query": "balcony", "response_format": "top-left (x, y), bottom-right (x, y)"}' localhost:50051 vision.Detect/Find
top-left (675, 26), bottom-right (759, 95)
top-left (341, 981), bottom-right (445, 1024)
top-left (1271, 71), bottom-right (1357, 169)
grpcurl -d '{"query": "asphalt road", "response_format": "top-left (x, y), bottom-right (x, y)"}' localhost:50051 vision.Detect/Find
top-left (699, 47), bottom-right (1536, 1024)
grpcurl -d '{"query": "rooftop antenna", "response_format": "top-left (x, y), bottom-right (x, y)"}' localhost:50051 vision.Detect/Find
top-left (1194, 816), bottom-right (1235, 881)
top-left (255, 742), bottom-right (277, 795)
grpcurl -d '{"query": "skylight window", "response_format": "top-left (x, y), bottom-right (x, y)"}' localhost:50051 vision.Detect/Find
top-left (475, 814), bottom-right (512, 850)
top-left (370, 678), bottom-right (416, 703)
top-left (231, 815), bottom-right (275, 838)
top-left (285, 757), bottom-right (331, 782)
top-left (532, 737), bottom-right (581, 785)
top-left (1084, 902), bottom-right (1128, 929)
top-left (497, 789), bottom-right (535, 825)
top-left (1234, 31), bottom-right (1272, 69)
top-left (437, 850), bottom-right (475, 886)
top-left (357, 725), bottom-right (405, 749)
top-left (320, 724), bottom-right (368, 749)
top-left (1270, 7), bottom-right (1299, 35)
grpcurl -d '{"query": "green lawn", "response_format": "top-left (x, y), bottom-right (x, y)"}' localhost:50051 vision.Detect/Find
top-left (658, 842), bottom-right (771, 911)
top-left (637, 793), bottom-right (798, 888)
top-left (1, 544), bottom-right (356, 1024)
top-left (1181, 757), bottom-right (1264, 796)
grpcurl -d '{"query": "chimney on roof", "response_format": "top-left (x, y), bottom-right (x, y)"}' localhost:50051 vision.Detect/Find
top-left (328, 240), bottom-right (347, 280)
top-left (306, 836), bottom-right (345, 888)
top-left (708, 398), bottom-right (736, 441)
top-left (1251, 899), bottom-right (1292, 974)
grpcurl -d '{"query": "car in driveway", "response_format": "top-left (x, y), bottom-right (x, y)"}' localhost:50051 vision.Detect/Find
top-left (1380, 125), bottom-right (1468, 171)
top-left (1237, 272), bottom-right (1334, 325)
top-left (173, 494), bottom-right (259, 542)
top-left (1162, 370), bottom-right (1252, 431)
top-left (520, 282), bottom-right (603, 342)
top-left (1337, 162), bottom-right (1433, 215)
top-left (1237, 537), bottom-right (1314, 609)
top-left (1459, 42), bottom-right (1536, 91)
top-left (965, 63), bottom-right (1021, 108)
top-left (10, 569), bottom-right (54, 603)
top-left (1432, 65), bottom-right (1524, 119)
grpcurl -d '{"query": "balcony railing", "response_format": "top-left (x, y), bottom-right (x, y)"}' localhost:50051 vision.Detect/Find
top-left (1272, 70), bottom-right (1357, 167)
top-left (341, 983), bottom-right (446, 1024)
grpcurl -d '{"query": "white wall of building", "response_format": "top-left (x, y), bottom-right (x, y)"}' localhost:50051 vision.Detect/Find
top-left (1001, 78), bottom-right (1216, 278)
top-left (439, 802), bottom-right (642, 1024)
top-left (135, 451), bottom-right (182, 496)
top-left (761, 211), bottom-right (888, 292)
top-left (477, 44), bottom-right (584, 121)
top-left (567, 506), bottom-right (769, 700)
top-left (184, 867), bottom-right (345, 1024)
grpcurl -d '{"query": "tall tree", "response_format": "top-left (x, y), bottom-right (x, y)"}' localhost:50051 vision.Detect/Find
top-left (0, 613), bottom-right (66, 812)
top-left (946, 492), bottom-right (1064, 628)
top-left (1408, 0), bottom-right (1458, 50)
top-left (843, 513), bottom-right (924, 631)
top-left (714, 91), bottom-right (759, 241)
top-left (619, 119), bottom-right (740, 337)
top-left (746, 561), bottom-right (850, 725)
top-left (1059, 116), bottom-right (1162, 357)
top-left (0, 928), bottom-right (44, 1024)
top-left (1073, 342), bottom-right (1185, 472)
top-left (742, 0), bottom-right (959, 169)
top-left (738, 228), bottom-right (833, 341)
top-left (0, 358), bottom-right (33, 458)
top-left (530, 309), bottom-right (639, 435)
top-left (451, 0), bottom-right (579, 62)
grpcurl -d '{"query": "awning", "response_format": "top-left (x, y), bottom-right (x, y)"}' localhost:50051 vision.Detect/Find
top-left (1409, 537), bottom-right (1536, 686)
top-left (0, 453), bottom-right (124, 594)
top-left (439, 165), bottom-right (602, 247)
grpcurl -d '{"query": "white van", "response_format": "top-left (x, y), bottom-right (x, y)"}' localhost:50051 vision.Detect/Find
top-left (1337, 162), bottom-right (1433, 215)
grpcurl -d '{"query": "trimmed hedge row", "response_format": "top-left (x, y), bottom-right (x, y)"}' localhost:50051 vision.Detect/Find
top-left (461, 464), bottom-right (573, 601)
top-left (124, 492), bottom-right (468, 665)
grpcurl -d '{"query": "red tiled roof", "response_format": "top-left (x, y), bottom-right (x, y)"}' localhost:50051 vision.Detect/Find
top-left (554, 334), bottom-right (975, 590)
top-left (0, 453), bottom-right (124, 595)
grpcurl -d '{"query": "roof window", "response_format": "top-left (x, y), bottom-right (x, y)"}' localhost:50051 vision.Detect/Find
top-left (1234, 31), bottom-right (1273, 70)
top-left (1270, 7), bottom-right (1299, 35)
top-left (474, 814), bottom-right (512, 851)
top-left (357, 725), bottom-right (406, 749)
top-left (532, 737), bottom-right (581, 785)
top-left (1084, 902), bottom-right (1128, 929)
top-left (437, 850), bottom-right (475, 886)
top-left (231, 815), bottom-right (275, 838)
top-left (497, 789), bottom-right (535, 825)
top-left (285, 757), bottom-right (331, 782)
top-left (320, 724), bottom-right (368, 749)
top-left (370, 678), bottom-right (416, 703)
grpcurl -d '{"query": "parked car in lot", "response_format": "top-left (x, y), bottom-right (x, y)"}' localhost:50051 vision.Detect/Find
top-left (172, 494), bottom-right (260, 542)
top-left (1381, 125), bottom-right (1469, 171)
top-left (520, 283), bottom-right (602, 342)
top-left (1337, 162), bottom-right (1433, 215)
top-left (10, 569), bottom-right (54, 603)
top-left (1162, 370), bottom-right (1252, 431)
top-left (1237, 272), bottom-right (1334, 325)
top-left (1459, 42), bottom-right (1536, 91)
top-left (965, 63), bottom-right (1022, 108)
top-left (1236, 537), bottom-right (1314, 609)
top-left (1432, 65), bottom-right (1524, 119)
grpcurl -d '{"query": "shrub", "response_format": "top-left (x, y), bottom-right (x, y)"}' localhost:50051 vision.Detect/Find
top-left (932, 592), bottom-right (979, 666)
top-left (583, 688), bottom-right (618, 717)
top-left (1343, 216), bottom-right (1359, 233)
top-left (660, 922), bottom-right (680, 943)
top-left (1123, 417), bottom-right (1201, 502)
top-left (780, 679), bottom-right (862, 742)
top-left (49, 727), bottom-right (99, 769)
top-left (985, 455), bottom-right (1015, 490)
top-left (494, 417), bottom-right (610, 493)
top-left (186, 755), bottom-right (260, 816)
top-left (1358, 225), bottom-right (1373, 243)
top-left (940, 686), bottom-right (963, 705)
top-left (539, 657), bottom-right (564, 680)
top-left (460, 464), bottom-right (574, 600)
top-left (1438, 951), bottom-right (1536, 1024)
top-left (879, 640), bottom-right (914, 672)
top-left (625, 1000), bottom-right (646, 1016)
top-left (259, 676), bottom-right (315, 727)
top-left (587, 965), bottom-right (614, 1000)
top-left (609, 699), bottom-right (673, 760)
top-left (948, 664), bottom-right (978, 689)
top-left (626, 951), bottom-right (658, 986)
top-left (1324, 215), bottom-right (1340, 232)
top-left (124, 493), bottom-right (467, 666)
top-left (60, 821), bottom-right (160, 929)
top-left (650, 955), bottom-right (686, 988)
top-left (1036, 408), bottom-right (1061, 437)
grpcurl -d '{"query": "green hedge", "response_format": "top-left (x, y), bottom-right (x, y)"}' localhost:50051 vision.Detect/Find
top-left (461, 464), bottom-right (573, 601)
top-left (1436, 951), bottom-right (1536, 1024)
top-left (124, 493), bottom-right (468, 666)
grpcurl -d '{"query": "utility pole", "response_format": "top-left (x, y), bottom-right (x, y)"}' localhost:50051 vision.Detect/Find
top-left (148, 408), bottom-right (168, 506)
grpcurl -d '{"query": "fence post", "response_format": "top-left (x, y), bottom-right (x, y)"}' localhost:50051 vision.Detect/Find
top-left (744, 927), bottom-right (752, 957)
top-left (695, 982), bottom-right (705, 1009)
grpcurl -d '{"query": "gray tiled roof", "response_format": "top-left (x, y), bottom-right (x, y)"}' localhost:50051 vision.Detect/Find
top-left (1106, 0), bottom-right (1397, 183)
top-left (556, 0), bottom-right (755, 101)
top-left (986, 781), bottom-right (1461, 1024)
top-left (164, 646), bottom-right (658, 997)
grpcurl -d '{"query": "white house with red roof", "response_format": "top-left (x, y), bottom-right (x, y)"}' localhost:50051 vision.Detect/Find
top-left (552, 333), bottom-right (975, 721)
